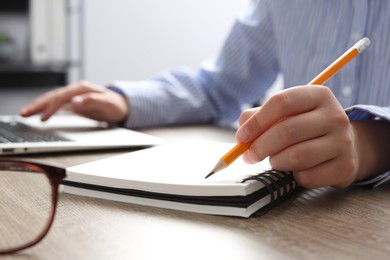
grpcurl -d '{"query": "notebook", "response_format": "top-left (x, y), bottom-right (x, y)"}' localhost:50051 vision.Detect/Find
top-left (0, 114), bottom-right (164, 154)
top-left (63, 141), bottom-right (301, 218)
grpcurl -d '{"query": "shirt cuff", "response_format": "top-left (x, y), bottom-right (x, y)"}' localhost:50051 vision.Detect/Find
top-left (345, 104), bottom-right (390, 121)
top-left (107, 85), bottom-right (125, 96)
top-left (354, 171), bottom-right (390, 188)
top-left (107, 80), bottom-right (171, 129)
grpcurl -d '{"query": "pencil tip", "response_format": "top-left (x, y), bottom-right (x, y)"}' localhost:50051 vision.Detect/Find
top-left (205, 171), bottom-right (214, 179)
top-left (205, 160), bottom-right (228, 179)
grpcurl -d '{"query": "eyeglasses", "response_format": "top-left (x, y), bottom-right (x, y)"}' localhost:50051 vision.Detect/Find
top-left (0, 158), bottom-right (66, 255)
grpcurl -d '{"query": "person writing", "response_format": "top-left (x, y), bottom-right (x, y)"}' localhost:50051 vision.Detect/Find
top-left (20, 1), bottom-right (390, 189)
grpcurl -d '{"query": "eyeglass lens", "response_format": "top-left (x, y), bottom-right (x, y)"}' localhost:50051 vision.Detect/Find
top-left (0, 164), bottom-right (54, 253)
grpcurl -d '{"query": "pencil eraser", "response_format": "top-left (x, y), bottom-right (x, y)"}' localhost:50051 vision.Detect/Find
top-left (355, 37), bottom-right (371, 53)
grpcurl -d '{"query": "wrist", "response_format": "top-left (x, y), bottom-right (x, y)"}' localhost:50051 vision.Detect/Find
top-left (107, 85), bottom-right (130, 124)
top-left (351, 120), bottom-right (390, 182)
top-left (351, 121), bottom-right (375, 182)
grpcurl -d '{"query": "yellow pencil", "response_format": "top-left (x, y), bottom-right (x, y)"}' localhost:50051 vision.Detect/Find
top-left (205, 37), bottom-right (371, 179)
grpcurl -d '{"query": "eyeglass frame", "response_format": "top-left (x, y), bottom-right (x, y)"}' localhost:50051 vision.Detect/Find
top-left (0, 158), bottom-right (66, 255)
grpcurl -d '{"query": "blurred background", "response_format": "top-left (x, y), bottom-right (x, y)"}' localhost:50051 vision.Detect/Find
top-left (0, 0), bottom-right (248, 114)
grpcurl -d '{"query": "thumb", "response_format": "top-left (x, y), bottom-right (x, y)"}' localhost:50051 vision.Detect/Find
top-left (70, 93), bottom-right (127, 123)
top-left (71, 95), bottom-right (86, 108)
top-left (70, 93), bottom-right (105, 110)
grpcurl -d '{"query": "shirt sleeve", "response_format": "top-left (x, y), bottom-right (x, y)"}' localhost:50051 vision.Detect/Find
top-left (109, 0), bottom-right (280, 129)
top-left (346, 104), bottom-right (390, 187)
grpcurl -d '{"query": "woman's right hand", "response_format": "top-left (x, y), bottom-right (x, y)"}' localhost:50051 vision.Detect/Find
top-left (20, 80), bottom-right (129, 123)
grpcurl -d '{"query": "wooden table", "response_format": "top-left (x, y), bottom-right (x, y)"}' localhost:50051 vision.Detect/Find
top-left (3, 125), bottom-right (390, 259)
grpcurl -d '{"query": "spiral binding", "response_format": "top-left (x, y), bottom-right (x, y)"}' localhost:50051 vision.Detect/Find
top-left (241, 169), bottom-right (301, 216)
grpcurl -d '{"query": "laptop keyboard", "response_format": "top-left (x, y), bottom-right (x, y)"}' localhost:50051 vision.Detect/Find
top-left (0, 121), bottom-right (71, 143)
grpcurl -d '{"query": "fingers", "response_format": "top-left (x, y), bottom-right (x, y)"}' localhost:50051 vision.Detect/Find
top-left (243, 110), bottom-right (331, 163)
top-left (236, 85), bottom-right (334, 143)
top-left (20, 81), bottom-right (106, 121)
top-left (236, 85), bottom-right (359, 189)
top-left (293, 157), bottom-right (357, 189)
top-left (20, 80), bottom-right (129, 124)
top-left (267, 136), bottom-right (338, 172)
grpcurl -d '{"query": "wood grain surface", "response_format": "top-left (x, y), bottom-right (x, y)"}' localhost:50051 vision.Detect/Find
top-left (2, 125), bottom-right (390, 260)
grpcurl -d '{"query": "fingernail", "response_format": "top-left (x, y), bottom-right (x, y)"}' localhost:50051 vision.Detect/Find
top-left (237, 127), bottom-right (250, 142)
top-left (19, 108), bottom-right (27, 115)
top-left (243, 151), bottom-right (256, 164)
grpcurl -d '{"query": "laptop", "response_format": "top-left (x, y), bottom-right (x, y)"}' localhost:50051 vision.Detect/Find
top-left (0, 114), bottom-right (164, 155)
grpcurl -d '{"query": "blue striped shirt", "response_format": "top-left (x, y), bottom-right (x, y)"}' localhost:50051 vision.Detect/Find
top-left (111, 0), bottom-right (390, 185)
